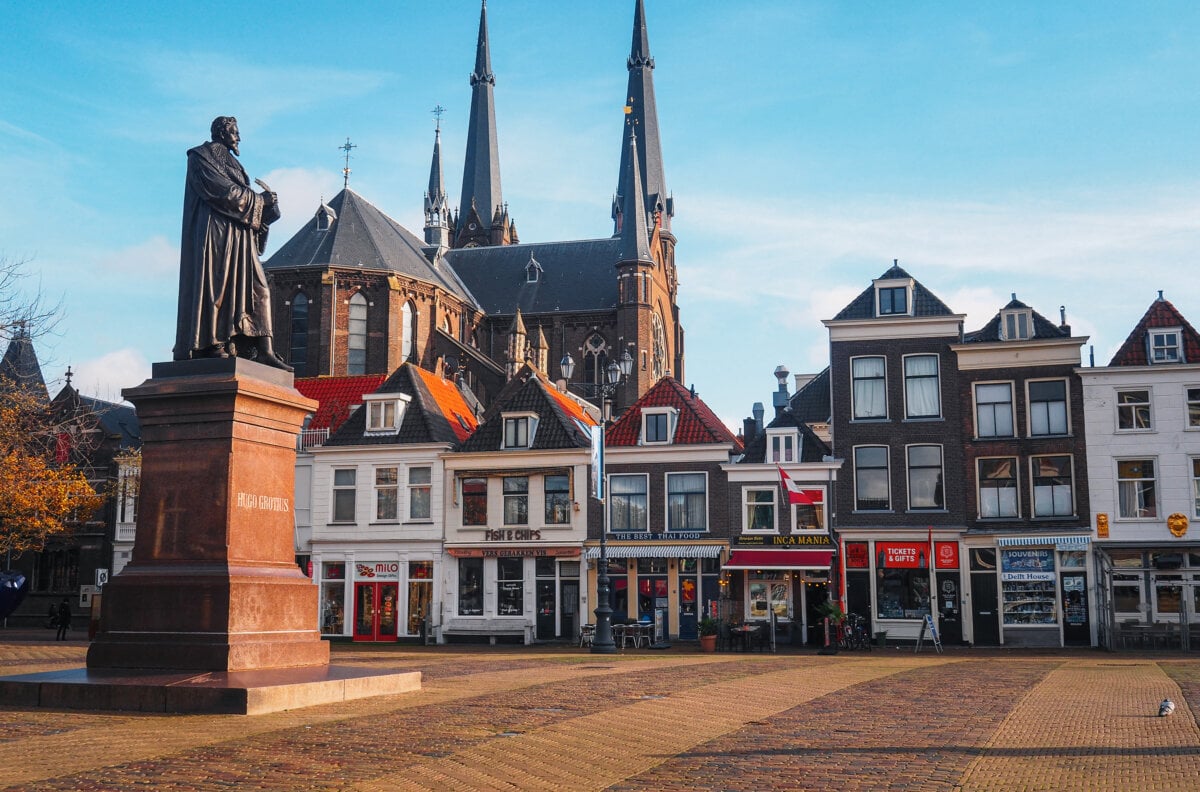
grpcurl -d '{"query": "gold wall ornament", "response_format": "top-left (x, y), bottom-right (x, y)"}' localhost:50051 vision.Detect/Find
top-left (1167, 512), bottom-right (1188, 537)
top-left (1096, 513), bottom-right (1109, 538)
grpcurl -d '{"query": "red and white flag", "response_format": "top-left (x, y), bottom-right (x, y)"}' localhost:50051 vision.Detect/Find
top-left (779, 467), bottom-right (823, 506)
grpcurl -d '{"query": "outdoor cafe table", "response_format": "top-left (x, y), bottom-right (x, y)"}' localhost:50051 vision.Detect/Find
top-left (730, 624), bottom-right (757, 651)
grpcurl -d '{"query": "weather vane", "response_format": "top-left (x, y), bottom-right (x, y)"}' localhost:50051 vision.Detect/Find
top-left (339, 137), bottom-right (357, 188)
top-left (432, 104), bottom-right (446, 132)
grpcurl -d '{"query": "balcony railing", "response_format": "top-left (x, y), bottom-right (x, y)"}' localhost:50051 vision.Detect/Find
top-left (115, 522), bottom-right (136, 543)
top-left (297, 428), bottom-right (330, 451)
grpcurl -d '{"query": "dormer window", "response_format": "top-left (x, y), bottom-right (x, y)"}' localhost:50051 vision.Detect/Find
top-left (314, 201), bottom-right (337, 232)
top-left (525, 255), bottom-right (543, 283)
top-left (641, 407), bottom-right (678, 445)
top-left (502, 412), bottom-right (538, 449)
top-left (1001, 309), bottom-right (1032, 340)
top-left (767, 429), bottom-right (799, 463)
top-left (1149, 329), bottom-right (1182, 363)
top-left (363, 392), bottom-right (411, 435)
top-left (873, 276), bottom-right (914, 317)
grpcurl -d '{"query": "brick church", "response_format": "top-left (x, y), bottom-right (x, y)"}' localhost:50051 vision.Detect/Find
top-left (263, 0), bottom-right (684, 414)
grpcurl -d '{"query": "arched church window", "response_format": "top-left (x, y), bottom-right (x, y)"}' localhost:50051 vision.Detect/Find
top-left (401, 301), bottom-right (416, 362)
top-left (652, 313), bottom-right (666, 381)
top-left (348, 292), bottom-right (368, 375)
top-left (289, 293), bottom-right (308, 371)
top-left (582, 333), bottom-right (608, 386)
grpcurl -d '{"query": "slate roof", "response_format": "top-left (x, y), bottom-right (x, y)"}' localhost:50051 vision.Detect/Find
top-left (739, 408), bottom-right (832, 464)
top-left (51, 385), bottom-right (141, 450)
top-left (831, 264), bottom-right (956, 321)
top-left (294, 374), bottom-right (387, 433)
top-left (324, 363), bottom-right (478, 447)
top-left (606, 377), bottom-right (741, 449)
top-left (962, 298), bottom-right (1071, 343)
top-left (0, 331), bottom-right (48, 401)
top-left (444, 238), bottom-right (621, 315)
top-left (459, 366), bottom-right (597, 452)
top-left (1108, 295), bottom-right (1200, 366)
top-left (263, 189), bottom-right (475, 304)
top-left (788, 367), bottom-right (831, 424)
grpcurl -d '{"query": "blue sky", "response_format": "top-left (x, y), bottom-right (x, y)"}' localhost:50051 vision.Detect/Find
top-left (3, 1), bottom-right (1199, 428)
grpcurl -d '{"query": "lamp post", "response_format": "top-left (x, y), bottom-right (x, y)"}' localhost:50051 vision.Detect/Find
top-left (560, 347), bottom-right (634, 654)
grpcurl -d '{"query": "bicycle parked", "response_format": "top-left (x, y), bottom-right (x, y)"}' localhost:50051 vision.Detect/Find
top-left (837, 613), bottom-right (872, 651)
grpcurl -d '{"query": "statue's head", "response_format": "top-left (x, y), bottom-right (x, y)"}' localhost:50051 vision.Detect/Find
top-left (210, 116), bottom-right (240, 155)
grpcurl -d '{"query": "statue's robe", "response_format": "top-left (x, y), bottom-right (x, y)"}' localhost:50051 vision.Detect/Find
top-left (173, 141), bottom-right (280, 360)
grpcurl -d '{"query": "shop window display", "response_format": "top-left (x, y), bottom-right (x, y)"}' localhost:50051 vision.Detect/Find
top-left (1000, 548), bottom-right (1057, 626)
top-left (497, 557), bottom-right (524, 615)
top-left (408, 561), bottom-right (432, 636)
top-left (748, 571), bottom-right (789, 620)
top-left (321, 562), bottom-right (345, 634)
top-left (876, 569), bottom-right (931, 619)
top-left (458, 558), bottom-right (483, 615)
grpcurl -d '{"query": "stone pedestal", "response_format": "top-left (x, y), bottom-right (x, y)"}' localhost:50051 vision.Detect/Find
top-left (87, 358), bottom-right (330, 672)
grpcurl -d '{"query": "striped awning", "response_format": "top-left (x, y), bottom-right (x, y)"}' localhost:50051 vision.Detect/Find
top-left (996, 535), bottom-right (1091, 550)
top-left (583, 544), bottom-right (725, 560)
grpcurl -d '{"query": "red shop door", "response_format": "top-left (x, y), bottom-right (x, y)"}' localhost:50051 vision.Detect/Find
top-left (354, 582), bottom-right (399, 642)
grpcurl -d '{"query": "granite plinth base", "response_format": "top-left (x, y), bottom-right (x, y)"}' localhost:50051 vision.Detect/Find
top-left (0, 664), bottom-right (420, 715)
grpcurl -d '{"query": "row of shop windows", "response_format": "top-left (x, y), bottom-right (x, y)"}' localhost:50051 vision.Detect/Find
top-left (1108, 550), bottom-right (1200, 622)
top-left (331, 466), bottom-right (431, 523)
top-left (461, 475), bottom-right (572, 526)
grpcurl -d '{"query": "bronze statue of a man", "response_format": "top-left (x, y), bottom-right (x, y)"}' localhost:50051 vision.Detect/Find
top-left (173, 116), bottom-right (291, 371)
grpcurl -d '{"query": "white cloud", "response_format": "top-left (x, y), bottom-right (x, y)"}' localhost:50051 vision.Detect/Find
top-left (58, 348), bottom-right (151, 404)
top-left (259, 167), bottom-right (343, 253)
top-left (96, 235), bottom-right (177, 279)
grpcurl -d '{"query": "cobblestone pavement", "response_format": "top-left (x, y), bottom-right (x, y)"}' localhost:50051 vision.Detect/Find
top-left (1, 638), bottom-right (1198, 791)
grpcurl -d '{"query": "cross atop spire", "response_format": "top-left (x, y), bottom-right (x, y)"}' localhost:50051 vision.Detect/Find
top-left (339, 137), bottom-right (357, 189)
top-left (432, 103), bottom-right (446, 132)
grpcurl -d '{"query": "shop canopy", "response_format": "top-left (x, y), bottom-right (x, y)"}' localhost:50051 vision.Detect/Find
top-left (724, 549), bottom-right (834, 570)
top-left (996, 535), bottom-right (1091, 550)
top-left (583, 544), bottom-right (724, 560)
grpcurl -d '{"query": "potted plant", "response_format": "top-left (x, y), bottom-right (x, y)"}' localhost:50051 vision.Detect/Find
top-left (698, 616), bottom-right (718, 652)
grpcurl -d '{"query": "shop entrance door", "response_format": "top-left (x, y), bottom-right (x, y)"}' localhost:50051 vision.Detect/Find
top-left (354, 581), bottom-right (399, 642)
top-left (1061, 572), bottom-right (1089, 645)
top-left (971, 573), bottom-right (1000, 646)
top-left (560, 580), bottom-right (579, 642)
top-left (678, 558), bottom-right (699, 639)
top-left (805, 581), bottom-right (828, 646)
top-left (936, 572), bottom-right (963, 645)
top-left (536, 580), bottom-right (557, 640)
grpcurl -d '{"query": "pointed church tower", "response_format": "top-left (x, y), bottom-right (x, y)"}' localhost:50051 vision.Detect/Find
top-left (613, 0), bottom-right (673, 240)
top-left (456, 1), bottom-right (513, 248)
top-left (615, 131), bottom-right (661, 406)
top-left (0, 323), bottom-right (49, 402)
top-left (505, 309), bottom-right (527, 380)
top-left (424, 124), bottom-right (451, 250)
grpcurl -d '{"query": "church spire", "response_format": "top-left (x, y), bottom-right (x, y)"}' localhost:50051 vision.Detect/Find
top-left (614, 0), bottom-right (671, 235)
top-left (458, 1), bottom-right (505, 245)
top-left (619, 132), bottom-right (654, 266)
top-left (424, 108), bottom-right (451, 248)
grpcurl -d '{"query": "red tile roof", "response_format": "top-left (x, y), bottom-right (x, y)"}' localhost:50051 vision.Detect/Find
top-left (410, 365), bottom-right (479, 442)
top-left (294, 375), bottom-right (387, 432)
top-left (606, 377), bottom-right (741, 449)
top-left (540, 374), bottom-right (598, 428)
top-left (1109, 297), bottom-right (1200, 366)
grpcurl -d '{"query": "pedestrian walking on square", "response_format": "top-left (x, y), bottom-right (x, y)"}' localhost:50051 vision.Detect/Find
top-left (55, 598), bottom-right (71, 641)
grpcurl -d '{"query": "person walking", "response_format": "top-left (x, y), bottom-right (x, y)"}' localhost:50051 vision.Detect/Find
top-left (55, 598), bottom-right (71, 641)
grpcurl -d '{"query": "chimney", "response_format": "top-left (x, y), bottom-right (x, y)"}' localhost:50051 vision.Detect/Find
top-left (1059, 305), bottom-right (1070, 335)
top-left (772, 365), bottom-right (790, 417)
top-left (743, 417), bottom-right (757, 445)
top-left (752, 402), bottom-right (764, 435)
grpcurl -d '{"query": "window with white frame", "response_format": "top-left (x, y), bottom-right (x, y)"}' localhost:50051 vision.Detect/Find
top-left (1028, 380), bottom-right (1068, 436)
top-left (364, 393), bottom-right (409, 434)
top-left (497, 557), bottom-right (524, 616)
top-left (462, 477), bottom-right (487, 525)
top-left (544, 474), bottom-right (571, 524)
top-left (1188, 388), bottom-right (1200, 429)
top-left (666, 473), bottom-right (707, 532)
top-left (978, 457), bottom-right (1018, 518)
top-left (851, 356), bottom-right (887, 419)
top-left (854, 446), bottom-right (890, 511)
top-left (1032, 455), bottom-right (1074, 517)
top-left (502, 414), bottom-right (537, 449)
top-left (1001, 309), bottom-right (1032, 341)
top-left (1149, 329), bottom-right (1181, 363)
top-left (1116, 389), bottom-right (1151, 431)
top-left (877, 285), bottom-right (909, 316)
top-left (332, 468), bottom-right (357, 522)
top-left (975, 383), bottom-right (1014, 438)
top-left (904, 354), bottom-right (940, 419)
top-left (767, 429), bottom-right (798, 463)
top-left (642, 407), bottom-right (677, 444)
top-left (1117, 459), bottom-right (1157, 519)
top-left (503, 477), bottom-right (529, 525)
top-left (609, 474), bottom-right (648, 531)
top-left (408, 466), bottom-right (431, 520)
top-left (1192, 459), bottom-right (1200, 518)
top-left (791, 500), bottom-right (825, 532)
top-left (374, 467), bottom-right (398, 521)
top-left (907, 445), bottom-right (944, 510)
top-left (743, 487), bottom-right (776, 532)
